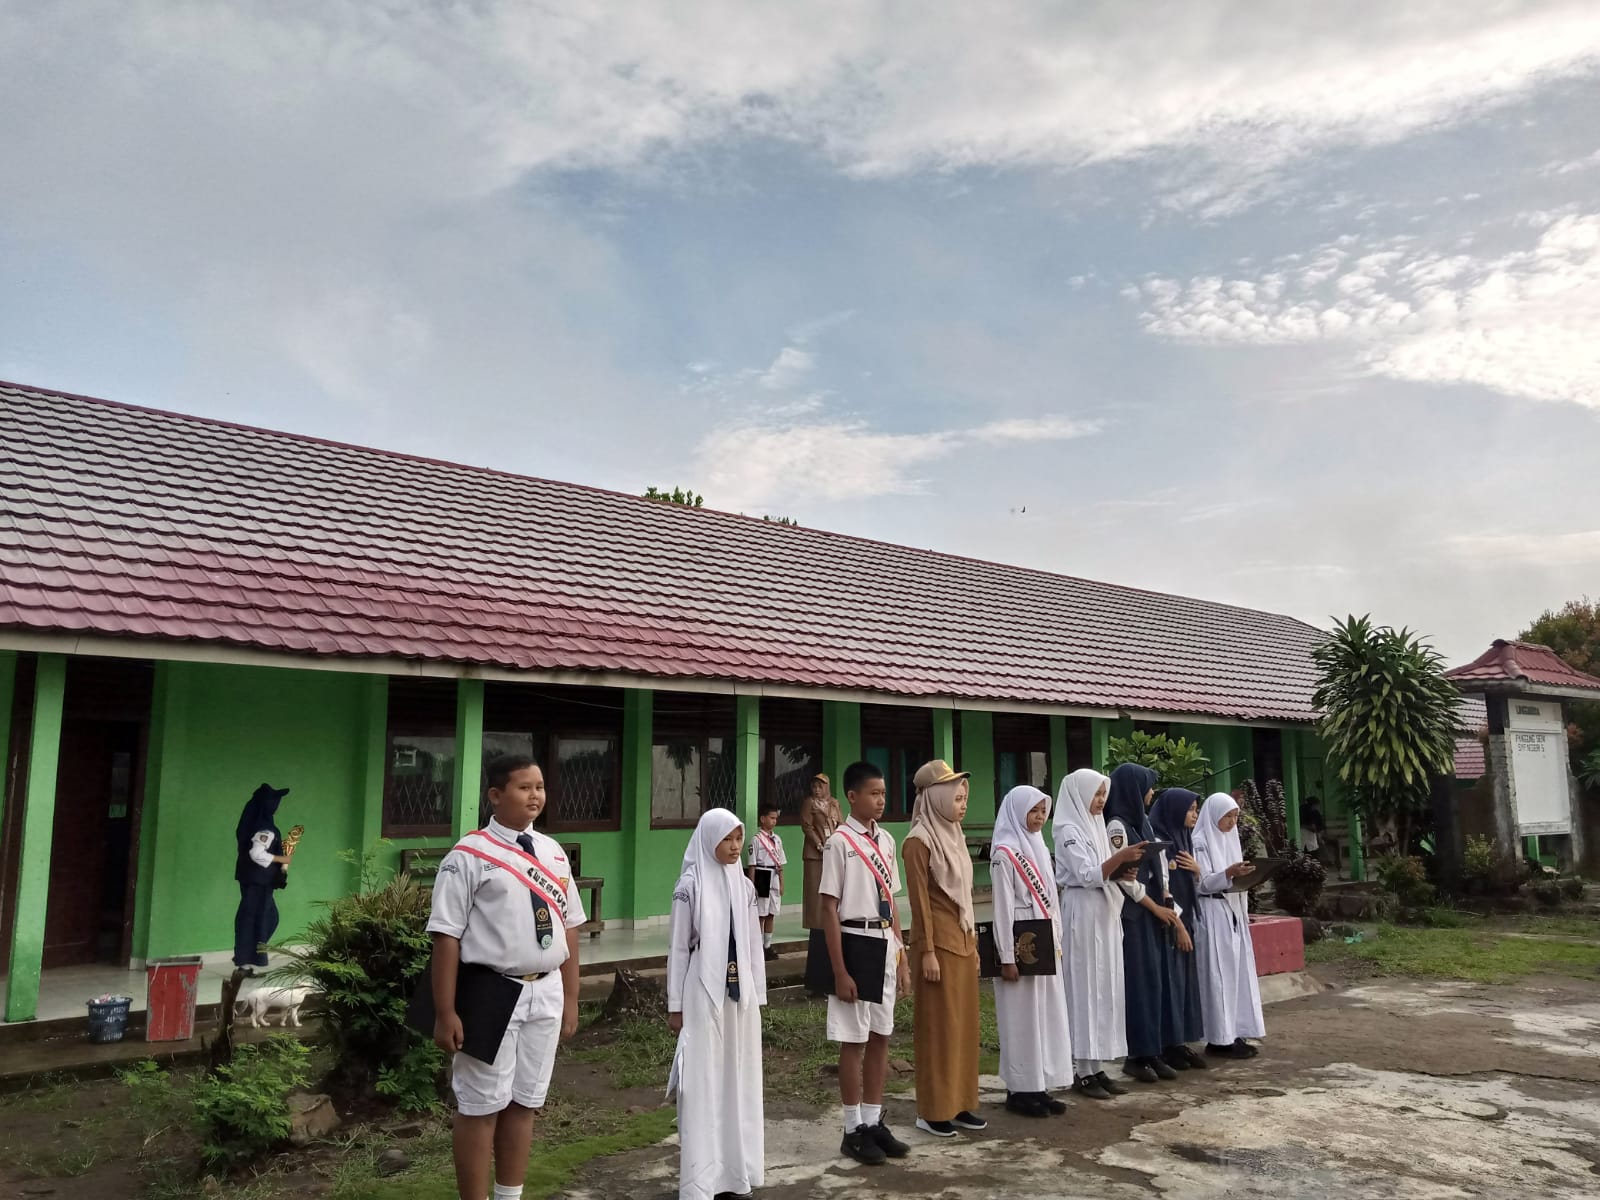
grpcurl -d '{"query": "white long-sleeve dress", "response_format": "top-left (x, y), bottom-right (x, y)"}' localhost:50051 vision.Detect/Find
top-left (1192, 840), bottom-right (1265, 1045)
top-left (667, 876), bottom-right (766, 1200)
top-left (992, 848), bottom-right (1074, 1093)
top-left (1054, 835), bottom-right (1128, 1062)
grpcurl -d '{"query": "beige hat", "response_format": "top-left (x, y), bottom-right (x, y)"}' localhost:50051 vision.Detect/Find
top-left (912, 759), bottom-right (970, 791)
top-left (813, 772), bottom-right (830, 785)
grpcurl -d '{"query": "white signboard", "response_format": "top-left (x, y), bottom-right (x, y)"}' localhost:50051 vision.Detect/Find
top-left (1507, 700), bottom-right (1572, 836)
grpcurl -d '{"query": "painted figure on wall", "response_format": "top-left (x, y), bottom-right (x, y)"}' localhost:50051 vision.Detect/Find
top-left (233, 783), bottom-right (296, 973)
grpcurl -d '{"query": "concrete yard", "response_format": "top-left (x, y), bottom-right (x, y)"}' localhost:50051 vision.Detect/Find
top-left (568, 970), bottom-right (1600, 1199)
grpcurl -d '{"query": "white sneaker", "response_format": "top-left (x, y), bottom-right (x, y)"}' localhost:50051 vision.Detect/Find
top-left (916, 1117), bottom-right (958, 1138)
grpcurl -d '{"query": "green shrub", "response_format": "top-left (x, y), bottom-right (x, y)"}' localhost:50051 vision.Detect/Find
top-left (1375, 854), bottom-right (1436, 908)
top-left (116, 1059), bottom-right (192, 1136)
top-left (1103, 731), bottom-right (1212, 792)
top-left (272, 846), bottom-right (442, 1110)
top-left (192, 1036), bottom-right (312, 1167)
top-left (1463, 835), bottom-right (1495, 881)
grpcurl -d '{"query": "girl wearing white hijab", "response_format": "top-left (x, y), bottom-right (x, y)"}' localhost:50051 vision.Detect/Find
top-left (1053, 768), bottom-right (1146, 1101)
top-left (1192, 793), bottom-right (1265, 1060)
top-left (991, 785), bottom-right (1072, 1118)
top-left (667, 808), bottom-right (767, 1200)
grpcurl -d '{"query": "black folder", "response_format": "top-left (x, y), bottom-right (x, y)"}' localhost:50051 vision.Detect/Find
top-left (407, 960), bottom-right (523, 1063)
top-left (753, 866), bottom-right (774, 898)
top-left (804, 928), bottom-right (888, 1003)
top-left (977, 918), bottom-right (1057, 979)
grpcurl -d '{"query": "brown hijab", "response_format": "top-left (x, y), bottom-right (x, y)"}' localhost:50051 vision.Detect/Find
top-left (905, 774), bottom-right (976, 934)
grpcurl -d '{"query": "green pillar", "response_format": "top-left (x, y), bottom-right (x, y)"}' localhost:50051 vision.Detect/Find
top-left (958, 711), bottom-right (995, 823)
top-left (0, 651), bottom-right (14, 835)
top-left (735, 695), bottom-right (761, 831)
top-left (1090, 718), bottom-right (1113, 772)
top-left (822, 700), bottom-right (861, 793)
top-left (1349, 810), bottom-right (1366, 882)
top-left (358, 674), bottom-right (389, 881)
top-left (1282, 728), bottom-right (1302, 846)
top-left (451, 678), bottom-right (485, 840)
top-left (932, 708), bottom-right (955, 765)
top-left (622, 688), bottom-right (653, 920)
top-left (139, 662), bottom-right (191, 962)
top-left (1049, 715), bottom-right (1070, 792)
top-left (6, 653), bottom-right (66, 1022)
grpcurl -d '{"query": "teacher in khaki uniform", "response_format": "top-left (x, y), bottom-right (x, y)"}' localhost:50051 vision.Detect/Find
top-left (904, 760), bottom-right (986, 1138)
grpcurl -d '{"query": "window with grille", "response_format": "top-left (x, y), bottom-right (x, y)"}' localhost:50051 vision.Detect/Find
top-left (760, 697), bottom-right (822, 823)
top-left (993, 712), bottom-right (1051, 799)
top-left (861, 704), bottom-right (933, 821)
top-left (383, 678), bottom-right (458, 838)
top-left (652, 693), bottom-right (737, 827)
top-left (480, 683), bottom-right (623, 832)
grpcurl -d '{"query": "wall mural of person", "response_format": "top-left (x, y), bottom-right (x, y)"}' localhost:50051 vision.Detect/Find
top-left (233, 783), bottom-right (296, 974)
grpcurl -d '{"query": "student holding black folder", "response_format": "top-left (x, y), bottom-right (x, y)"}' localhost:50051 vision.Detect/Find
top-left (818, 761), bottom-right (912, 1167)
top-left (425, 755), bottom-right (586, 1200)
top-left (747, 802), bottom-right (786, 961)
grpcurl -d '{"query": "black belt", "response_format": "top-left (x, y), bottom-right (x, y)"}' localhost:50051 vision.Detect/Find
top-left (842, 918), bottom-right (891, 930)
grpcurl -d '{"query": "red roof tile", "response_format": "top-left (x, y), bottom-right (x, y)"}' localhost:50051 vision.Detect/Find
top-left (0, 380), bottom-right (1326, 720)
top-left (1454, 737), bottom-right (1486, 780)
top-left (1446, 640), bottom-right (1600, 693)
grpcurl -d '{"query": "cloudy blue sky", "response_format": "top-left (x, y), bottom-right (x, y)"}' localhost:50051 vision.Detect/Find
top-left (3, 2), bottom-right (1599, 663)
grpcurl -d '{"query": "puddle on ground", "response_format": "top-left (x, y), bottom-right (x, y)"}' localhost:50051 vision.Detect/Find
top-left (1343, 981), bottom-right (1600, 1060)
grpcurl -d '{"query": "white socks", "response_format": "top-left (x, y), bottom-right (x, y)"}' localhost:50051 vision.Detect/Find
top-left (763, 931), bottom-right (773, 948)
top-left (843, 1103), bottom-right (862, 1134)
top-left (492, 1184), bottom-right (523, 1200)
top-left (862, 1102), bottom-right (882, 1127)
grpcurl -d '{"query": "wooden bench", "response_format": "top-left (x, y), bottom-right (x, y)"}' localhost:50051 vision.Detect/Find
top-left (401, 842), bottom-right (605, 937)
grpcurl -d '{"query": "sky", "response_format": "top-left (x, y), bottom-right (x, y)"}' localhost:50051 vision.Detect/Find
top-left (3, 2), bottom-right (1599, 665)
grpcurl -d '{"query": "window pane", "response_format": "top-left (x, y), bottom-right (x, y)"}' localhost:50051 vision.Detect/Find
top-left (705, 736), bottom-right (737, 811)
top-left (387, 734), bottom-right (455, 832)
top-left (770, 738), bottom-right (819, 817)
top-left (1027, 751), bottom-right (1050, 791)
top-left (653, 742), bottom-right (702, 824)
top-left (553, 736), bottom-right (617, 826)
top-left (479, 731), bottom-right (538, 826)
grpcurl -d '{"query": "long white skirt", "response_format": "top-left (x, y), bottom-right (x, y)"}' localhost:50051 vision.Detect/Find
top-left (996, 972), bottom-right (1074, 1093)
top-left (1194, 892), bottom-right (1265, 1045)
top-left (1059, 885), bottom-right (1127, 1062)
top-left (677, 986), bottom-right (764, 1200)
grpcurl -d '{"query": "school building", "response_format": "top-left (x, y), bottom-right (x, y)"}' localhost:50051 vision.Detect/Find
top-left (0, 380), bottom-right (1339, 1023)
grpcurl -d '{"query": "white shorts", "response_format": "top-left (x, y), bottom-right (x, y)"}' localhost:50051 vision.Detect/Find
top-left (756, 890), bottom-right (782, 919)
top-left (450, 971), bottom-right (565, 1116)
top-left (826, 933), bottom-right (898, 1044)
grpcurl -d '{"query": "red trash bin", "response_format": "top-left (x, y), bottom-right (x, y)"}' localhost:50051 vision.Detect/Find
top-left (146, 956), bottom-right (203, 1042)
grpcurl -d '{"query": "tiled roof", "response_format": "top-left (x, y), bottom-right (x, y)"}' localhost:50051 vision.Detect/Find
top-left (0, 381), bottom-right (1325, 721)
top-left (1446, 639), bottom-right (1600, 693)
top-left (1453, 737), bottom-right (1486, 780)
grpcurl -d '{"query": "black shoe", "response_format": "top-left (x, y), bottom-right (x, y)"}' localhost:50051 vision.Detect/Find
top-left (951, 1110), bottom-right (987, 1131)
top-left (715, 1194), bottom-right (753, 1199)
top-left (1236, 1038), bottom-right (1260, 1058)
top-left (1005, 1092), bottom-right (1049, 1118)
top-left (1179, 1044), bottom-right (1210, 1070)
top-left (1122, 1058), bottom-right (1159, 1084)
top-left (1045, 1095), bottom-right (1068, 1115)
top-left (1073, 1076), bottom-right (1113, 1101)
top-left (869, 1119), bottom-right (909, 1159)
top-left (1096, 1072), bottom-right (1129, 1096)
top-left (1149, 1055), bottom-right (1179, 1081)
top-left (1162, 1046), bottom-right (1192, 1072)
top-left (1207, 1042), bottom-right (1252, 1060)
top-left (842, 1125), bottom-right (888, 1165)
top-left (763, 946), bottom-right (779, 961)
top-left (916, 1117), bottom-right (958, 1138)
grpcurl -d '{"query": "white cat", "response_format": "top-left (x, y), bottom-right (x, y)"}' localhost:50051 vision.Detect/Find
top-left (235, 984), bottom-right (313, 1028)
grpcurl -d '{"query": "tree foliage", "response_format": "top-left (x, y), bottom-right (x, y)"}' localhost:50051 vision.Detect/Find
top-left (643, 486), bottom-right (705, 507)
top-left (1519, 597), bottom-right (1600, 758)
top-left (1103, 730), bottom-right (1211, 792)
top-left (1312, 615), bottom-right (1458, 845)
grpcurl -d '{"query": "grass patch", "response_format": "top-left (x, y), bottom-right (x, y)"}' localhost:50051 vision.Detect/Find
top-left (1308, 924), bottom-right (1600, 983)
top-left (569, 1012), bottom-right (677, 1090)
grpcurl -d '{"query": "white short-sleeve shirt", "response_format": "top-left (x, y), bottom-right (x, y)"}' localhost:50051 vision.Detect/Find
top-left (818, 816), bottom-right (901, 925)
top-left (426, 819), bottom-right (587, 977)
top-left (749, 828), bottom-right (787, 870)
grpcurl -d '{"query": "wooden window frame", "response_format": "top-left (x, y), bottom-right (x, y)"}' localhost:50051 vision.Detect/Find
top-left (992, 712), bottom-right (1052, 800)
top-left (759, 697), bottom-right (824, 827)
top-left (650, 695), bottom-right (738, 830)
top-left (861, 705), bottom-right (933, 823)
top-left (543, 730), bottom-right (624, 834)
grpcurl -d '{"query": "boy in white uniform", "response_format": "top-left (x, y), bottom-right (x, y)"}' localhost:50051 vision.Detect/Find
top-left (747, 801), bottom-right (787, 961)
top-left (819, 761), bottom-right (912, 1166)
top-left (428, 755), bottom-right (586, 1200)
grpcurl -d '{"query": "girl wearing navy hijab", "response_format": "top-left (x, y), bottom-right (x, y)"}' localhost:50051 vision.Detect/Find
top-left (1103, 764), bottom-right (1188, 1084)
top-left (1148, 787), bottom-right (1208, 1072)
top-left (233, 783), bottom-right (293, 972)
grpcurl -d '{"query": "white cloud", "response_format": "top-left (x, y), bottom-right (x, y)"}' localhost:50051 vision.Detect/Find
top-left (1136, 212), bottom-right (1600, 408)
top-left (970, 415), bottom-right (1104, 443)
top-left (758, 346), bottom-right (816, 390)
top-left (1441, 529), bottom-right (1600, 566)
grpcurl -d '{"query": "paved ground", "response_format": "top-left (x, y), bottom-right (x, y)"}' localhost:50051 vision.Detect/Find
top-left (566, 970), bottom-right (1600, 1199)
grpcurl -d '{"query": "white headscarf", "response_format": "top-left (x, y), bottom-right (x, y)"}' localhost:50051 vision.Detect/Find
top-left (677, 808), bottom-right (762, 1008)
top-left (1054, 768), bottom-right (1121, 913)
top-left (1196, 792), bottom-right (1243, 867)
top-left (993, 784), bottom-right (1053, 897)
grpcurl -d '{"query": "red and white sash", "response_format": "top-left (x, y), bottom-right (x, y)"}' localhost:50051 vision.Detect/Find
top-left (997, 847), bottom-right (1053, 916)
top-left (458, 830), bottom-right (569, 922)
top-left (835, 826), bottom-right (901, 938)
top-left (754, 830), bottom-right (783, 866)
